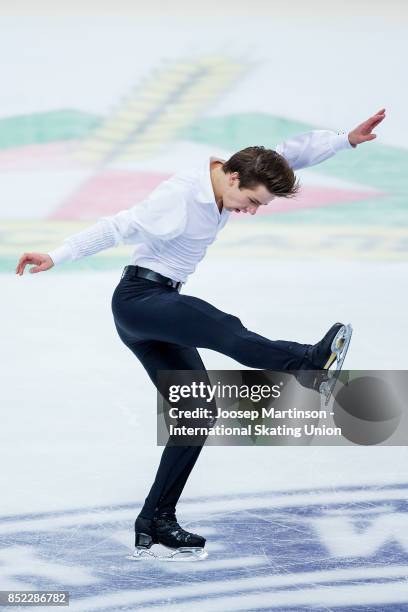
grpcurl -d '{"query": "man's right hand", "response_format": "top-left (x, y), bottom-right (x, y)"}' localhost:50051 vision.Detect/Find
top-left (16, 253), bottom-right (54, 275)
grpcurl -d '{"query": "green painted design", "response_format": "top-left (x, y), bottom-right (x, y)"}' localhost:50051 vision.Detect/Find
top-left (258, 195), bottom-right (408, 226)
top-left (319, 146), bottom-right (408, 193)
top-left (182, 113), bottom-right (312, 152)
top-left (0, 110), bottom-right (102, 149)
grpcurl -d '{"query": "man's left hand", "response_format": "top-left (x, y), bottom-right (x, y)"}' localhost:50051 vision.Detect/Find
top-left (348, 108), bottom-right (386, 147)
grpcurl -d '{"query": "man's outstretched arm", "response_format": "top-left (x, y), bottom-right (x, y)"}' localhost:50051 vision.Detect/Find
top-left (16, 176), bottom-right (189, 275)
top-left (276, 108), bottom-right (386, 170)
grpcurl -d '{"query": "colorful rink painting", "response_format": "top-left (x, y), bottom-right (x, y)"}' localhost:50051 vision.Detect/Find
top-left (1, 55), bottom-right (406, 271)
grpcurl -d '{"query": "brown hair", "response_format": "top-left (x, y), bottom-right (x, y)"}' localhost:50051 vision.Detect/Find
top-left (223, 146), bottom-right (300, 198)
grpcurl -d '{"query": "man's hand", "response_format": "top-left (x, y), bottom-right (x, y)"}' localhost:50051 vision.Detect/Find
top-left (348, 108), bottom-right (386, 147)
top-left (16, 253), bottom-right (54, 276)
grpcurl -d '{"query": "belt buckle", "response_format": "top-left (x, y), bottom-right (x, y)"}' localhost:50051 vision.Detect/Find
top-left (166, 278), bottom-right (181, 292)
top-left (164, 278), bottom-right (175, 289)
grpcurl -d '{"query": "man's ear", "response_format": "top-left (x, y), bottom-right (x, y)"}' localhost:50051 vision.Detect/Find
top-left (229, 171), bottom-right (240, 185)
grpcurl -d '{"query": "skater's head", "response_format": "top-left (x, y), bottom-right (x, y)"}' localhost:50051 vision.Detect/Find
top-left (219, 146), bottom-right (299, 214)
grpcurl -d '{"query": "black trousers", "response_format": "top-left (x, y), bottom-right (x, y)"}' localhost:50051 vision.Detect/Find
top-left (111, 271), bottom-right (310, 520)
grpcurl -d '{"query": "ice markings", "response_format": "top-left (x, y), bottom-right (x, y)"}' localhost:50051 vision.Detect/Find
top-left (2, 485), bottom-right (408, 610)
top-left (311, 511), bottom-right (408, 557)
top-left (0, 545), bottom-right (99, 591)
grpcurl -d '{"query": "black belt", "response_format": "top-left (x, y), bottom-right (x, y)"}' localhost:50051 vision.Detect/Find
top-left (121, 265), bottom-right (182, 292)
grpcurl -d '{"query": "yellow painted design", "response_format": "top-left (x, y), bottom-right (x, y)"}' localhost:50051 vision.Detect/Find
top-left (3, 221), bottom-right (408, 263)
top-left (216, 223), bottom-right (408, 261)
top-left (74, 57), bottom-right (244, 164)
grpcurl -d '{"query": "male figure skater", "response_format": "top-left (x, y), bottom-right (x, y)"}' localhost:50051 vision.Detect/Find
top-left (16, 109), bottom-right (385, 560)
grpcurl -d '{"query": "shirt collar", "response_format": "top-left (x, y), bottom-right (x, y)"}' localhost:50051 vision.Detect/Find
top-left (196, 156), bottom-right (225, 204)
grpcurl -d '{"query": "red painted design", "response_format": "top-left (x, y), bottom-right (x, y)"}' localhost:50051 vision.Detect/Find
top-left (50, 171), bottom-right (170, 220)
top-left (232, 186), bottom-right (382, 217)
top-left (50, 172), bottom-right (383, 220)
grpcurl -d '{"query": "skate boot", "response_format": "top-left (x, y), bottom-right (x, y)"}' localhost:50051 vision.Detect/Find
top-left (132, 515), bottom-right (158, 560)
top-left (153, 512), bottom-right (208, 561)
top-left (298, 322), bottom-right (353, 405)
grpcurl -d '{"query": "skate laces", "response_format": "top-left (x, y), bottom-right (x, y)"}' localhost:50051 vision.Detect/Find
top-left (170, 526), bottom-right (194, 542)
top-left (156, 517), bottom-right (181, 530)
top-left (155, 516), bottom-right (194, 540)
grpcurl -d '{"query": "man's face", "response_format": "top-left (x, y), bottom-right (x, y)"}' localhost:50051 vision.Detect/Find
top-left (221, 172), bottom-right (274, 214)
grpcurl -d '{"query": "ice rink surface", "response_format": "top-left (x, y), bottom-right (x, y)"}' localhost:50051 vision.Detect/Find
top-left (2, 1), bottom-right (408, 609)
top-left (3, 261), bottom-right (408, 610)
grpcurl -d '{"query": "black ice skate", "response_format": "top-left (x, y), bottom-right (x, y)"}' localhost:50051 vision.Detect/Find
top-left (298, 322), bottom-right (353, 405)
top-left (132, 513), bottom-right (207, 561)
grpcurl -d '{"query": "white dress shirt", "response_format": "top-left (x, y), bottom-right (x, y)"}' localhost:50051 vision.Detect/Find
top-left (48, 131), bottom-right (352, 283)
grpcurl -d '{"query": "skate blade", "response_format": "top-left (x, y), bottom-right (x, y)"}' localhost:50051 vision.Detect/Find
top-left (323, 327), bottom-right (347, 369)
top-left (320, 324), bottom-right (353, 406)
top-left (128, 547), bottom-right (157, 561)
top-left (158, 547), bottom-right (208, 562)
top-left (331, 325), bottom-right (351, 362)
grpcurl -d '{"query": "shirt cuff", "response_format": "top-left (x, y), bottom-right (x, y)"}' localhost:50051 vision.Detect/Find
top-left (331, 131), bottom-right (354, 152)
top-left (47, 243), bottom-right (74, 266)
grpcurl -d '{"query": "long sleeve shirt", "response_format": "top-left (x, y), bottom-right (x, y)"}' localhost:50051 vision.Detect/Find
top-left (47, 130), bottom-right (352, 283)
